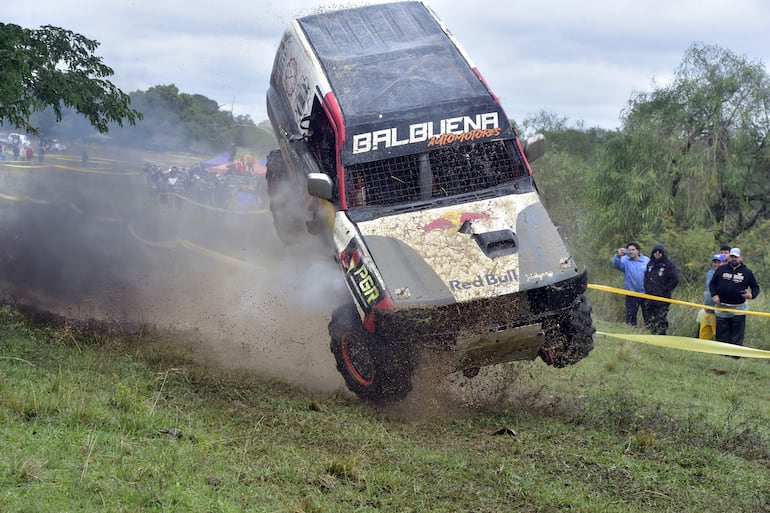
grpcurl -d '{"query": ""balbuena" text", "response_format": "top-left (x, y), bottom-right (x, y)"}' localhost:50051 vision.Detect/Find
top-left (352, 112), bottom-right (499, 154)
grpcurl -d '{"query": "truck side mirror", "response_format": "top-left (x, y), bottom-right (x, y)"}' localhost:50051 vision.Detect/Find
top-left (524, 133), bottom-right (545, 163)
top-left (307, 172), bottom-right (333, 200)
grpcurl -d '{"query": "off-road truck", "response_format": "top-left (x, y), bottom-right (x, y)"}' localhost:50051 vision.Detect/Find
top-left (265, 1), bottom-right (595, 403)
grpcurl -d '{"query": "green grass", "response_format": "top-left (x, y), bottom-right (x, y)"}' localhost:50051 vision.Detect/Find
top-left (2, 306), bottom-right (770, 512)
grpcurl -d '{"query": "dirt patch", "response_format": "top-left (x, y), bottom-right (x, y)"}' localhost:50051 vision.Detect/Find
top-left (0, 148), bottom-right (349, 394)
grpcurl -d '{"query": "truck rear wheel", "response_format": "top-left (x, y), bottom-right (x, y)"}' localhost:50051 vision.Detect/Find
top-left (329, 303), bottom-right (414, 404)
top-left (539, 294), bottom-right (595, 368)
top-left (265, 150), bottom-right (306, 245)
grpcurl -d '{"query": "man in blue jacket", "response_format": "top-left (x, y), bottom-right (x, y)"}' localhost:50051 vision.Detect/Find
top-left (709, 247), bottom-right (760, 347)
top-left (612, 242), bottom-right (650, 327)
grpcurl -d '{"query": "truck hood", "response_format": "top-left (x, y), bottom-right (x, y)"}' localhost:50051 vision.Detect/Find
top-left (355, 192), bottom-right (579, 308)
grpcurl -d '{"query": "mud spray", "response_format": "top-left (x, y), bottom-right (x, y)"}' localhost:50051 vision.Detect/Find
top-left (0, 147), bottom-right (527, 413)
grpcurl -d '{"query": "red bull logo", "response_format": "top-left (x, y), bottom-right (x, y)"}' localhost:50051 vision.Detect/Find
top-left (422, 211), bottom-right (495, 234)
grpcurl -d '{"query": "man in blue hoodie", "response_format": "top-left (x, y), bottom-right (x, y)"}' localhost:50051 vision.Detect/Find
top-left (644, 244), bottom-right (680, 335)
top-left (612, 242), bottom-right (650, 327)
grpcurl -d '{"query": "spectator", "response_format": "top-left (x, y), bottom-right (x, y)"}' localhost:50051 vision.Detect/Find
top-left (245, 153), bottom-right (256, 175)
top-left (698, 253), bottom-right (725, 340)
top-left (643, 244), bottom-right (679, 335)
top-left (709, 247), bottom-right (760, 348)
top-left (612, 242), bottom-right (650, 327)
top-left (228, 143), bottom-right (237, 162)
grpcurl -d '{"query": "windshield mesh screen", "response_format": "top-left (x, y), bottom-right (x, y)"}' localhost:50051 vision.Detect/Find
top-left (345, 140), bottom-right (529, 207)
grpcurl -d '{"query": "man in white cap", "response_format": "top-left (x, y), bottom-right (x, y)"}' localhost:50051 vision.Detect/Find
top-left (709, 247), bottom-right (761, 347)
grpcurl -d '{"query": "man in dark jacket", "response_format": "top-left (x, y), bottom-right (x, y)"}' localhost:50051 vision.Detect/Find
top-left (643, 244), bottom-right (680, 335)
top-left (709, 247), bottom-right (760, 347)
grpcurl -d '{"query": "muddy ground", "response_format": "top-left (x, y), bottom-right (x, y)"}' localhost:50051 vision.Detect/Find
top-left (0, 145), bottom-right (533, 412)
top-left (0, 146), bottom-right (351, 394)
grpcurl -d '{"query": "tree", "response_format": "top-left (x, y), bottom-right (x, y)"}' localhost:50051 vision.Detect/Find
top-left (589, 43), bottom-right (770, 244)
top-left (110, 85), bottom-right (262, 152)
top-left (0, 23), bottom-right (141, 134)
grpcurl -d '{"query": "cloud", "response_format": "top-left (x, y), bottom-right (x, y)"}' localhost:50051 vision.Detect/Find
top-left (5, 0), bottom-right (770, 129)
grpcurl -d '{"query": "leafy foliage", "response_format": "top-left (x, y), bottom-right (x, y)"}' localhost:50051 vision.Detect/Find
top-left (113, 85), bottom-right (274, 153)
top-left (586, 43), bottom-right (770, 245)
top-left (532, 43), bottom-right (770, 305)
top-left (527, 123), bottom-right (614, 264)
top-left (0, 23), bottom-right (141, 134)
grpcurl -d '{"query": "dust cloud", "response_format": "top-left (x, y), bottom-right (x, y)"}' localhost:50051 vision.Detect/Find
top-left (0, 145), bottom-right (545, 408)
top-left (0, 146), bottom-right (348, 394)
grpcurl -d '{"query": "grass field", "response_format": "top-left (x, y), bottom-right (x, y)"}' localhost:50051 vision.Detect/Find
top-left (1, 306), bottom-right (769, 512)
top-left (2, 146), bottom-right (770, 512)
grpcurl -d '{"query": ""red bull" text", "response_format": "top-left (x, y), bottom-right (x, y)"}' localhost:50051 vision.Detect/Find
top-left (449, 270), bottom-right (518, 291)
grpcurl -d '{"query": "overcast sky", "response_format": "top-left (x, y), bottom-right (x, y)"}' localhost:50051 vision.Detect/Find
top-left (6, 0), bottom-right (770, 130)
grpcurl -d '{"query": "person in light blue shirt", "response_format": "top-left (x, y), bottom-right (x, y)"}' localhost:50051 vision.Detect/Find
top-left (612, 242), bottom-right (650, 327)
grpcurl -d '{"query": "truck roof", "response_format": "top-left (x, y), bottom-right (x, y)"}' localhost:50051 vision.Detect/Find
top-left (297, 1), bottom-right (501, 124)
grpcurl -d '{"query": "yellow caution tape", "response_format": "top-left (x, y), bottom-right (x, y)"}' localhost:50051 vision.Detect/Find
top-left (0, 188), bottom-right (267, 270)
top-left (162, 192), bottom-right (269, 215)
top-left (125, 224), bottom-right (177, 249)
top-left (50, 164), bottom-right (139, 176)
top-left (126, 224), bottom-right (266, 272)
top-left (596, 331), bottom-right (770, 359)
top-left (590, 283), bottom-right (770, 358)
top-left (177, 239), bottom-right (253, 269)
top-left (1, 192), bottom-right (124, 222)
top-left (0, 159), bottom-right (137, 175)
top-left (588, 283), bottom-right (770, 318)
top-left (0, 192), bottom-right (50, 205)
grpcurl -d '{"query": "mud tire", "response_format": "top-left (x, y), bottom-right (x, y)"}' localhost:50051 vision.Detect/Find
top-left (539, 294), bottom-right (595, 368)
top-left (265, 150), bottom-right (306, 245)
top-left (329, 303), bottom-right (414, 404)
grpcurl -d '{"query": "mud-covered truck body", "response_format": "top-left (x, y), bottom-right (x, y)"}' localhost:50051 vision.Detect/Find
top-left (266, 1), bottom-right (594, 402)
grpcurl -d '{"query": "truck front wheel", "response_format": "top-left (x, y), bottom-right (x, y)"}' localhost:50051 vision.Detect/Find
top-left (539, 294), bottom-right (596, 368)
top-left (329, 303), bottom-right (414, 404)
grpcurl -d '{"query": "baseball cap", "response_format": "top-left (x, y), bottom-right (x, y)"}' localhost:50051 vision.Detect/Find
top-left (729, 247), bottom-right (742, 257)
top-left (712, 254), bottom-right (725, 262)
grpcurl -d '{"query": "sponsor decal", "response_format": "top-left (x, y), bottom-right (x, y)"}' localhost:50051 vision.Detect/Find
top-left (352, 112), bottom-right (500, 154)
top-left (422, 211), bottom-right (495, 234)
top-left (293, 75), bottom-right (310, 119)
top-left (349, 261), bottom-right (381, 305)
top-left (284, 57), bottom-right (298, 96)
top-left (524, 271), bottom-right (555, 282)
top-left (427, 128), bottom-right (501, 147)
top-left (449, 271), bottom-right (518, 291)
top-left (721, 272), bottom-right (746, 284)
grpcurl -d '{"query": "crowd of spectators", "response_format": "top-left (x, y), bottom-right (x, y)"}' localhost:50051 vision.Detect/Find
top-left (143, 161), bottom-right (264, 211)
